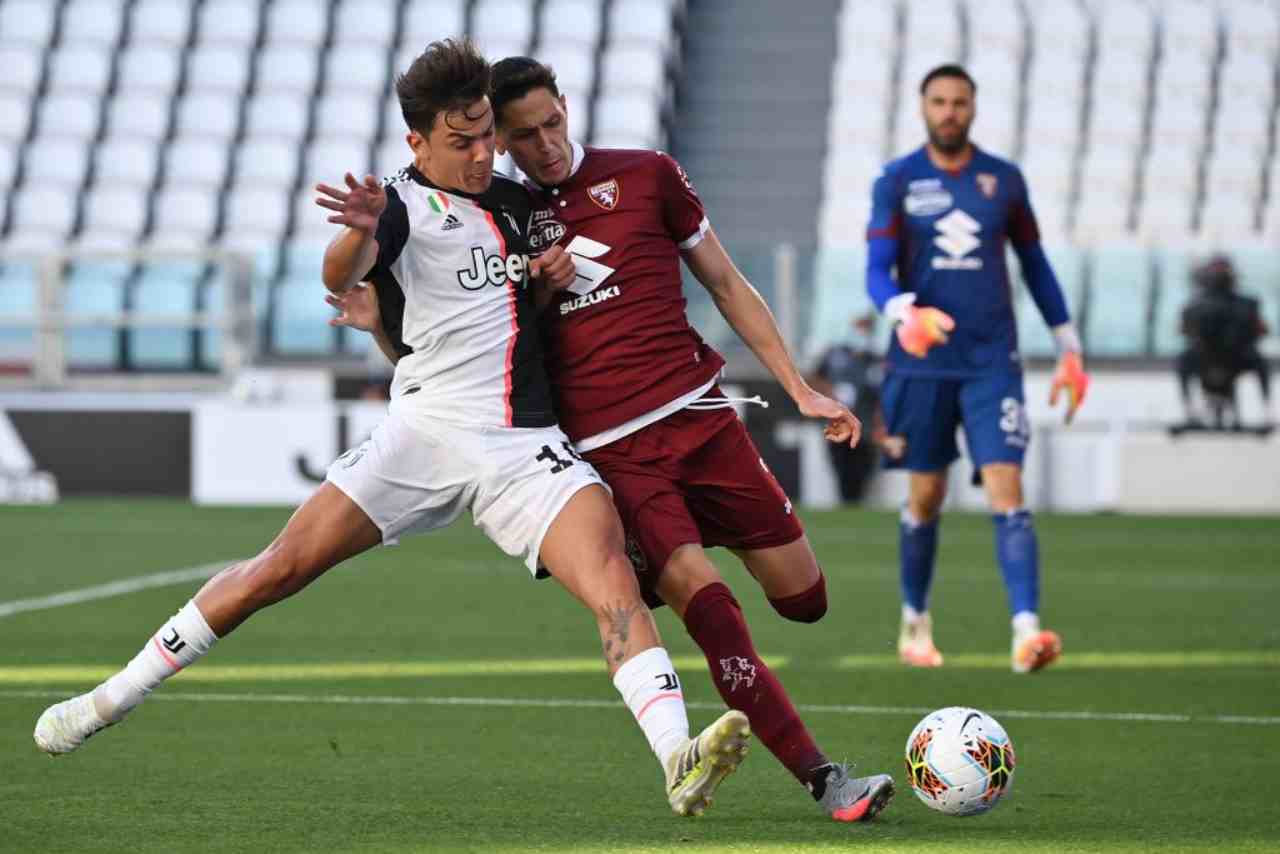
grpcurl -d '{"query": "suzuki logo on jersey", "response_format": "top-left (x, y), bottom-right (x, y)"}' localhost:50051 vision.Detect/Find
top-left (932, 209), bottom-right (983, 270)
top-left (457, 247), bottom-right (529, 290)
top-left (557, 235), bottom-right (622, 313)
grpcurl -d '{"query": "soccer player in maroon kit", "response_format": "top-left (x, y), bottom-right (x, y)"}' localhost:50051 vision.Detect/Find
top-left (487, 57), bottom-right (895, 822)
top-left (334, 56), bottom-right (895, 822)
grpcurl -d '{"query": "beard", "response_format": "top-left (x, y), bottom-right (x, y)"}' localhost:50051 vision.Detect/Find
top-left (928, 123), bottom-right (970, 154)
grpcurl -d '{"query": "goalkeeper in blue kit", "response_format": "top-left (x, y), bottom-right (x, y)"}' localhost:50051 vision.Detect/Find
top-left (865, 64), bottom-right (1090, 672)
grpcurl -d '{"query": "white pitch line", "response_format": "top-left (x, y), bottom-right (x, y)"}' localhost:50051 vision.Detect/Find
top-left (2, 688), bottom-right (1276, 727)
top-left (0, 562), bottom-right (229, 619)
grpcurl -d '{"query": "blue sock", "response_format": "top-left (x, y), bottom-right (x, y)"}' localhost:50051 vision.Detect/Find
top-left (899, 512), bottom-right (939, 613)
top-left (994, 509), bottom-right (1039, 616)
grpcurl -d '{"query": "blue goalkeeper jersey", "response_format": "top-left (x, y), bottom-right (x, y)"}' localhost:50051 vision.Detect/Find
top-left (865, 145), bottom-right (1068, 377)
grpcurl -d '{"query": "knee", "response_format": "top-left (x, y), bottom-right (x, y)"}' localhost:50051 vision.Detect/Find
top-left (768, 571), bottom-right (828, 623)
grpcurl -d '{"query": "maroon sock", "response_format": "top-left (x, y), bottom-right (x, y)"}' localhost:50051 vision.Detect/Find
top-left (683, 582), bottom-right (828, 789)
top-left (768, 572), bottom-right (828, 623)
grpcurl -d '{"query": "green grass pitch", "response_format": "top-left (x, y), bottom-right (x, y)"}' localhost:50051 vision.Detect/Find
top-left (2, 500), bottom-right (1278, 853)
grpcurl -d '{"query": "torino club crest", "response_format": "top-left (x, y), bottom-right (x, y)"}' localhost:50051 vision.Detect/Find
top-left (588, 178), bottom-right (619, 210)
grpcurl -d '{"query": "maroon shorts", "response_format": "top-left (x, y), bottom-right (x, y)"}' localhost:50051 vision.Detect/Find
top-left (583, 390), bottom-right (804, 607)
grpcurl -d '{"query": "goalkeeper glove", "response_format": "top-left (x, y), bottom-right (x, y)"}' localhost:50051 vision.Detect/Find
top-left (886, 294), bottom-right (955, 358)
top-left (1050, 350), bottom-right (1090, 424)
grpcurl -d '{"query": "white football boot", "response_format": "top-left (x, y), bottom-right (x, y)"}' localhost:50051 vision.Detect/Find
top-left (665, 709), bottom-right (751, 816)
top-left (34, 692), bottom-right (113, 755)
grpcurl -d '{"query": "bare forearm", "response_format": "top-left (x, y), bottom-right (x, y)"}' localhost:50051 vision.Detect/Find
top-left (322, 228), bottom-right (378, 293)
top-left (711, 280), bottom-right (808, 398)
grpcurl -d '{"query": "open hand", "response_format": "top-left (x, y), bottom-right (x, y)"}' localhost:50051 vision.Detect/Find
top-left (315, 173), bottom-right (387, 233)
top-left (325, 282), bottom-right (380, 331)
top-left (795, 386), bottom-right (862, 448)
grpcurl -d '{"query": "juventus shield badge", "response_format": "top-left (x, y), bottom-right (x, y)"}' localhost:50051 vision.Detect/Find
top-left (588, 178), bottom-right (619, 210)
top-left (977, 173), bottom-right (998, 198)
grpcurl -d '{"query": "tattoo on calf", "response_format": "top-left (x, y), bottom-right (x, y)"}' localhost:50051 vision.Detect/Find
top-left (602, 602), bottom-right (639, 664)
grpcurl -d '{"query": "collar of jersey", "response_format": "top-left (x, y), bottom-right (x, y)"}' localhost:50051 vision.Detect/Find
top-left (521, 139), bottom-right (586, 191)
top-left (404, 164), bottom-right (487, 201)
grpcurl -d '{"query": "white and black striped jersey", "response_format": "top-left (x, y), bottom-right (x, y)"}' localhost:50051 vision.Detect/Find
top-left (368, 165), bottom-right (556, 428)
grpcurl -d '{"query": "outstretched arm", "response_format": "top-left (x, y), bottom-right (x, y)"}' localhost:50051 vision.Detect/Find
top-left (315, 173), bottom-right (387, 294)
top-left (683, 227), bottom-right (860, 447)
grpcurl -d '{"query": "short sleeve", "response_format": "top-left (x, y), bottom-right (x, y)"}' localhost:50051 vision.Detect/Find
top-left (369, 184), bottom-right (410, 278)
top-left (656, 152), bottom-right (708, 249)
top-left (866, 171), bottom-right (902, 241)
top-left (1007, 167), bottom-right (1042, 247)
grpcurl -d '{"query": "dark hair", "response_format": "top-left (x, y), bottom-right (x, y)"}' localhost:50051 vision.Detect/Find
top-left (395, 38), bottom-right (491, 134)
top-left (920, 63), bottom-right (976, 95)
top-left (490, 56), bottom-right (561, 123)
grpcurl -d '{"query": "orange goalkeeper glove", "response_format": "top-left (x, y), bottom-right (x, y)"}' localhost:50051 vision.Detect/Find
top-left (1050, 351), bottom-right (1090, 424)
top-left (892, 301), bottom-right (956, 358)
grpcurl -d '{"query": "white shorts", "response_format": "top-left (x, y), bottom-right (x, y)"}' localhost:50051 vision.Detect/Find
top-left (326, 401), bottom-right (606, 574)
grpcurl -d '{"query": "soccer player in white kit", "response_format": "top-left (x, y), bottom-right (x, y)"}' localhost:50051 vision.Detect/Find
top-left (33, 39), bottom-right (748, 818)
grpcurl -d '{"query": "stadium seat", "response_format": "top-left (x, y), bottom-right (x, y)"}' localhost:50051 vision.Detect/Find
top-left (176, 92), bottom-right (241, 140)
top-left (827, 106), bottom-right (890, 153)
top-left (830, 51), bottom-right (894, 109)
top-left (163, 138), bottom-right (232, 188)
top-left (235, 139), bottom-right (300, 187)
top-left (600, 46), bottom-right (667, 99)
top-left (375, 138), bottom-right (410, 178)
top-left (304, 139), bottom-right (372, 190)
top-left (333, 0), bottom-right (398, 47)
top-left (382, 93), bottom-right (407, 139)
top-left (902, 0), bottom-right (962, 63)
top-left (472, 0), bottom-right (536, 53)
top-left (256, 46), bottom-right (321, 93)
top-left (0, 46), bottom-right (43, 95)
top-left (64, 262), bottom-right (130, 370)
top-left (535, 44), bottom-right (597, 95)
top-left (131, 262), bottom-right (205, 368)
top-left (150, 188), bottom-right (219, 248)
top-left (292, 191), bottom-right (340, 242)
top-left (1031, 4), bottom-right (1091, 61)
top-left (1137, 191), bottom-right (1197, 244)
top-left (94, 138), bottom-right (160, 187)
top-left (272, 278), bottom-right (337, 354)
top-left (609, 0), bottom-right (675, 53)
top-left (265, 0), bottom-right (329, 46)
top-left (540, 0), bottom-right (605, 50)
top-left (245, 93), bottom-right (310, 140)
top-left (0, 93), bottom-right (32, 142)
top-left (1148, 98), bottom-right (1209, 152)
top-left (80, 187), bottom-right (149, 246)
top-left (1097, 0), bottom-right (1156, 61)
top-left (186, 46), bottom-right (253, 94)
top-left (0, 0), bottom-right (58, 48)
top-left (23, 137), bottom-right (90, 187)
top-left (965, 0), bottom-right (1025, 57)
top-left (224, 186), bottom-right (291, 239)
top-left (1020, 149), bottom-right (1076, 205)
top-left (1023, 99), bottom-right (1083, 153)
top-left (1075, 190), bottom-right (1136, 246)
top-left (12, 187), bottom-right (77, 237)
top-left (1224, 2), bottom-right (1280, 59)
top-left (0, 140), bottom-right (16, 191)
top-left (322, 46), bottom-right (388, 93)
top-left (592, 93), bottom-right (662, 148)
top-left (400, 0), bottom-right (467, 50)
top-left (1085, 245), bottom-right (1153, 356)
top-left (61, 0), bottom-right (127, 46)
top-left (1219, 54), bottom-right (1277, 109)
top-left (1090, 53), bottom-right (1151, 111)
top-left (1080, 149), bottom-right (1137, 199)
top-left (837, 0), bottom-right (896, 53)
top-left (1199, 195), bottom-right (1260, 241)
top-left (118, 47), bottom-right (184, 95)
top-left (1087, 100), bottom-right (1145, 150)
top-left (0, 259), bottom-right (36, 364)
top-left (1211, 110), bottom-right (1271, 159)
top-left (199, 0), bottom-right (262, 46)
top-left (974, 101), bottom-right (1018, 157)
top-left (47, 45), bottom-right (113, 95)
top-left (1204, 155), bottom-right (1265, 205)
top-left (1162, 0), bottom-right (1220, 61)
top-left (805, 244), bottom-right (873, 356)
top-left (130, 0), bottom-right (195, 47)
top-left (315, 94), bottom-right (381, 142)
top-left (37, 92), bottom-right (102, 139)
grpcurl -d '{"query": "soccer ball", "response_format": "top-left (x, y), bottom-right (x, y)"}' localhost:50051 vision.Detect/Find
top-left (904, 706), bottom-right (1016, 816)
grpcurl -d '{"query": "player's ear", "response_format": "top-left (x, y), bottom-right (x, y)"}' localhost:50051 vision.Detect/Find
top-left (407, 130), bottom-right (429, 164)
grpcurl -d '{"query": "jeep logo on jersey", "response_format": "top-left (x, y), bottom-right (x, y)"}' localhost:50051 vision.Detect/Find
top-left (457, 246), bottom-right (530, 290)
top-left (588, 179), bottom-right (619, 210)
top-left (905, 178), bottom-right (953, 217)
top-left (931, 209), bottom-right (984, 270)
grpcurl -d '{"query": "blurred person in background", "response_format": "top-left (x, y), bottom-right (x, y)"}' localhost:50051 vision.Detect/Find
top-left (865, 64), bottom-right (1091, 674)
top-left (805, 312), bottom-right (885, 503)
top-left (1176, 254), bottom-right (1272, 430)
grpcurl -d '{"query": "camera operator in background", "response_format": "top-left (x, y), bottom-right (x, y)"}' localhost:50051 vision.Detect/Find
top-left (1176, 254), bottom-right (1271, 429)
top-left (806, 312), bottom-right (885, 503)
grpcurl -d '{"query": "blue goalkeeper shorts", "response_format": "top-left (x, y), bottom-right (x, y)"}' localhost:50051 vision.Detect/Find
top-left (879, 371), bottom-right (1030, 474)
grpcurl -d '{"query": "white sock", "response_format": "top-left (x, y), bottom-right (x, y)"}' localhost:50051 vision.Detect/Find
top-left (1012, 610), bottom-right (1040, 640)
top-left (902, 604), bottom-right (925, 623)
top-left (94, 600), bottom-right (219, 722)
top-left (612, 646), bottom-right (689, 768)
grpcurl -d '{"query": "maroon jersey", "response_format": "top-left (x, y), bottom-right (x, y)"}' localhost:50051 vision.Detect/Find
top-left (531, 147), bottom-right (725, 444)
